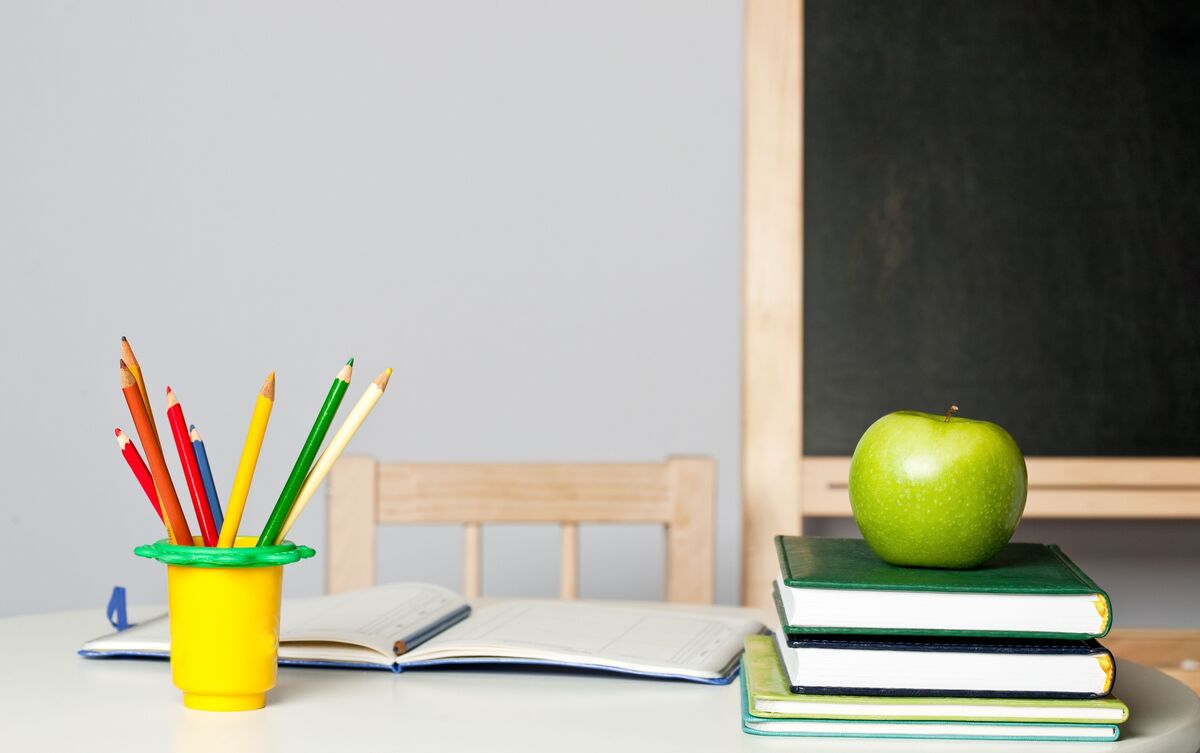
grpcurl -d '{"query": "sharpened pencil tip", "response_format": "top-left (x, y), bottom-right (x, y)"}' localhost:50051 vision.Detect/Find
top-left (373, 368), bottom-right (392, 390)
top-left (119, 360), bottom-right (137, 388)
top-left (121, 336), bottom-right (128, 342)
top-left (114, 427), bottom-right (122, 437)
top-left (261, 372), bottom-right (276, 400)
top-left (119, 338), bottom-right (138, 366)
top-left (347, 357), bottom-right (354, 366)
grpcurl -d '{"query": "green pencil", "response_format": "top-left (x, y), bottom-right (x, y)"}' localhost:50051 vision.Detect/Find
top-left (257, 358), bottom-right (353, 545)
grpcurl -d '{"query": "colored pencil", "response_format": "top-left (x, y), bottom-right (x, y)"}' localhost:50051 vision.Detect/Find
top-left (217, 372), bottom-right (275, 547)
top-left (120, 337), bottom-right (159, 444)
top-left (190, 425), bottom-right (224, 536)
top-left (257, 359), bottom-right (353, 546)
top-left (120, 360), bottom-right (192, 544)
top-left (116, 428), bottom-right (163, 522)
top-left (166, 388), bottom-right (219, 546)
top-left (276, 368), bottom-right (392, 543)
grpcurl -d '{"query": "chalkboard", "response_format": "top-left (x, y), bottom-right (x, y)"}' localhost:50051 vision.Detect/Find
top-left (803, 0), bottom-right (1200, 457)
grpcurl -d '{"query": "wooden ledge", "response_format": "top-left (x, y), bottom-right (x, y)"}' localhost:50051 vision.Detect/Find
top-left (1106, 629), bottom-right (1200, 695)
top-left (801, 457), bottom-right (1200, 518)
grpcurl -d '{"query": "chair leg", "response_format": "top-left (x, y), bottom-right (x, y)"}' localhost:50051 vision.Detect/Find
top-left (463, 523), bottom-right (482, 599)
top-left (560, 523), bottom-right (579, 599)
top-left (327, 456), bottom-right (378, 594)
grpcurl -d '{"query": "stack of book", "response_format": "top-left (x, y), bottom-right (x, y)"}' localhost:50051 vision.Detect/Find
top-left (743, 537), bottom-right (1128, 742)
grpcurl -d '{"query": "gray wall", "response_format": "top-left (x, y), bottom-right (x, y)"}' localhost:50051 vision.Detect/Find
top-left (0, 0), bottom-right (743, 616)
top-left (1, 1), bottom-right (1195, 625)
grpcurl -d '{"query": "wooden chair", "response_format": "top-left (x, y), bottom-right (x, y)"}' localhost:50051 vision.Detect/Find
top-left (326, 455), bottom-right (716, 603)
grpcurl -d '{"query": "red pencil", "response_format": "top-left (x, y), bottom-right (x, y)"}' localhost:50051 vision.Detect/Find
top-left (166, 388), bottom-right (220, 546)
top-left (116, 428), bottom-right (164, 522)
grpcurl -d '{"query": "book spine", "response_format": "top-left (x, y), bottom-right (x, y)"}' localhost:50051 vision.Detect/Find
top-left (1048, 545), bottom-right (1113, 637)
top-left (773, 535), bottom-right (791, 580)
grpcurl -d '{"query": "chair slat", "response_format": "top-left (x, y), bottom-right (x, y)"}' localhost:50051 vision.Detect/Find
top-left (377, 463), bottom-right (673, 523)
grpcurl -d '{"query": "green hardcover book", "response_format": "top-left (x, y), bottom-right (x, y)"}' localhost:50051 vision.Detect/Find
top-left (743, 635), bottom-right (1129, 724)
top-left (773, 537), bottom-right (1112, 639)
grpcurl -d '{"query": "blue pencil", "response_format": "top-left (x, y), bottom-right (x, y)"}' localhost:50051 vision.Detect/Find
top-left (189, 425), bottom-right (224, 535)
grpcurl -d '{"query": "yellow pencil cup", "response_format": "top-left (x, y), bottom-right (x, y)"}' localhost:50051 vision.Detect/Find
top-left (135, 536), bottom-right (315, 711)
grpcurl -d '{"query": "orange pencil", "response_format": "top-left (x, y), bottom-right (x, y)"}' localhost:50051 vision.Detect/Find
top-left (115, 428), bottom-right (163, 522)
top-left (166, 388), bottom-right (219, 546)
top-left (121, 360), bottom-right (192, 544)
top-left (121, 337), bottom-right (159, 444)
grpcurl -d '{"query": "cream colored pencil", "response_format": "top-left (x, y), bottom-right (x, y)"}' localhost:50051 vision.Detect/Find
top-left (274, 368), bottom-right (391, 543)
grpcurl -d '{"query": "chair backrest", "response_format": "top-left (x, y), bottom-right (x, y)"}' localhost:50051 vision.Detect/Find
top-left (327, 455), bottom-right (716, 603)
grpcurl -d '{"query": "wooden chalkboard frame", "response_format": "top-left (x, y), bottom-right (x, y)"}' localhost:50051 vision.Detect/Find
top-left (740, 0), bottom-right (1200, 611)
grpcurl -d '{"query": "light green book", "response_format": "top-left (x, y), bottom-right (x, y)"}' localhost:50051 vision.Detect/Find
top-left (744, 636), bottom-right (1129, 724)
top-left (741, 674), bottom-right (1121, 741)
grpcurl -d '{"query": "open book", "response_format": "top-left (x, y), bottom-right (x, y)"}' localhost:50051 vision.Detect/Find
top-left (80, 583), bottom-right (765, 684)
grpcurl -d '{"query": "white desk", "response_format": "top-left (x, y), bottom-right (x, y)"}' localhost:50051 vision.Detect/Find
top-left (3, 606), bottom-right (1199, 753)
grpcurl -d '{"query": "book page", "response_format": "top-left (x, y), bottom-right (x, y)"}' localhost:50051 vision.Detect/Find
top-left (400, 601), bottom-right (764, 678)
top-left (80, 613), bottom-right (171, 653)
top-left (282, 583), bottom-right (468, 657)
top-left (80, 583), bottom-right (468, 664)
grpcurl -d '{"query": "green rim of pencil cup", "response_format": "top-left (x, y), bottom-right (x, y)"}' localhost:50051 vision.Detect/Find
top-left (134, 538), bottom-right (315, 567)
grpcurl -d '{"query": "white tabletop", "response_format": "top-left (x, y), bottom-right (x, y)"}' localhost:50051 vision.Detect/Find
top-left (3, 605), bottom-right (1199, 753)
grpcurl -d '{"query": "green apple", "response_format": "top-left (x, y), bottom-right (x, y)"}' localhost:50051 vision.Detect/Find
top-left (848, 408), bottom-right (1027, 569)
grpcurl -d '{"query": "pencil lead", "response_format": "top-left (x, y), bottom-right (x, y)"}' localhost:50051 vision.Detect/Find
top-left (115, 427), bottom-right (123, 437)
top-left (347, 357), bottom-right (354, 366)
top-left (121, 335), bottom-right (128, 342)
top-left (261, 372), bottom-right (276, 400)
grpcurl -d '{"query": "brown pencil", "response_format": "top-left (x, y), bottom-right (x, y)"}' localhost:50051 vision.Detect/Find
top-left (121, 360), bottom-right (192, 544)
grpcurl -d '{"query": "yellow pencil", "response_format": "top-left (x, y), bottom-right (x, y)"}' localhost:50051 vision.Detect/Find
top-left (217, 372), bottom-right (275, 547)
top-left (275, 368), bottom-right (391, 543)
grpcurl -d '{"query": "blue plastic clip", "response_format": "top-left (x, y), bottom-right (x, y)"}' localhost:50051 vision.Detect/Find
top-left (106, 586), bottom-right (133, 631)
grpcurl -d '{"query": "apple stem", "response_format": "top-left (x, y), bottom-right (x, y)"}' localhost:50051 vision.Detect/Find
top-left (944, 404), bottom-right (959, 422)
